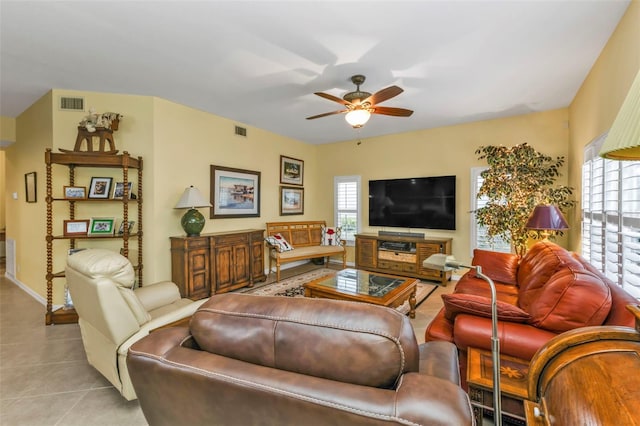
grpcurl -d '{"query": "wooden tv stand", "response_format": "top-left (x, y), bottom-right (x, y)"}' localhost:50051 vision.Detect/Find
top-left (355, 233), bottom-right (452, 285)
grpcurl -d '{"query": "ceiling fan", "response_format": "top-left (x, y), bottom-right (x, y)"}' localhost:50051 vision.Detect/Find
top-left (306, 75), bottom-right (414, 128)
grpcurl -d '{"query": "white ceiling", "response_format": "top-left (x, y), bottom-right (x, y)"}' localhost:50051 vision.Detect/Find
top-left (0, 1), bottom-right (631, 145)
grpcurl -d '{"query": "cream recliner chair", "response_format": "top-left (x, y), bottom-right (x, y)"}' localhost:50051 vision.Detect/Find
top-left (66, 248), bottom-right (208, 400)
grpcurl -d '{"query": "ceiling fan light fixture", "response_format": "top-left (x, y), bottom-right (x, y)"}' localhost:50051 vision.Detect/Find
top-left (345, 109), bottom-right (371, 128)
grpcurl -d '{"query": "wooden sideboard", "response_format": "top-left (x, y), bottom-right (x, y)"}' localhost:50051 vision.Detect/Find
top-left (355, 233), bottom-right (452, 284)
top-left (170, 229), bottom-right (267, 299)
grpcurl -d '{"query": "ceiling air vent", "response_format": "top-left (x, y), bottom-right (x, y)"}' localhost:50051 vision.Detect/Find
top-left (234, 125), bottom-right (247, 137)
top-left (59, 96), bottom-right (85, 111)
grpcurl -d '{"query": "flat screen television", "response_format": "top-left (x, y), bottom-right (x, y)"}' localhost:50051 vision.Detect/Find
top-left (369, 175), bottom-right (456, 230)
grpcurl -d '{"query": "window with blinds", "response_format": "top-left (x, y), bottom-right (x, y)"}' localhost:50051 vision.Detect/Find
top-left (582, 134), bottom-right (640, 299)
top-left (470, 167), bottom-right (511, 255)
top-left (334, 176), bottom-right (360, 245)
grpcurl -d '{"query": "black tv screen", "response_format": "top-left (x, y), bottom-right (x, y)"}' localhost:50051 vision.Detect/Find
top-left (369, 176), bottom-right (456, 230)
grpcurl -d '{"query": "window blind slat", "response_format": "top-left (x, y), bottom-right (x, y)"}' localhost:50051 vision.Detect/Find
top-left (582, 133), bottom-right (640, 300)
top-left (334, 176), bottom-right (360, 243)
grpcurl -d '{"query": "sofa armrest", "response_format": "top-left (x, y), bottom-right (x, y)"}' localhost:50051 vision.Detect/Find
top-left (396, 374), bottom-right (474, 425)
top-left (118, 298), bottom-right (208, 356)
top-left (134, 281), bottom-right (181, 312)
top-left (453, 314), bottom-right (557, 361)
top-left (419, 341), bottom-right (460, 385)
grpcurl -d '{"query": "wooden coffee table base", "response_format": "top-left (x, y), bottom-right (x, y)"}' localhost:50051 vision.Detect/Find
top-left (303, 269), bottom-right (418, 318)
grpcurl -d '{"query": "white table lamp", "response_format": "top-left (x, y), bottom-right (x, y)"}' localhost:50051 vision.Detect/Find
top-left (175, 186), bottom-right (211, 237)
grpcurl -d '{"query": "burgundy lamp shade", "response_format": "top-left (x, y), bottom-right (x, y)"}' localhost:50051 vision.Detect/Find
top-left (525, 205), bottom-right (569, 231)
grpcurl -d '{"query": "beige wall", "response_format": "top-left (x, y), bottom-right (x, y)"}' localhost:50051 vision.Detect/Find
top-left (1, 115), bottom-right (17, 142)
top-left (150, 98), bottom-right (318, 281)
top-left (0, 116), bottom-right (16, 229)
top-left (0, 150), bottom-right (5, 230)
top-left (317, 109), bottom-right (569, 265)
top-left (5, 92), bottom-right (53, 299)
top-left (5, 90), bottom-right (317, 303)
top-left (568, 0), bottom-right (640, 252)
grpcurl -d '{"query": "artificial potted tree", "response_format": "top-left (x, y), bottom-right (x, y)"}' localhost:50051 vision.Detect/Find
top-left (474, 143), bottom-right (575, 256)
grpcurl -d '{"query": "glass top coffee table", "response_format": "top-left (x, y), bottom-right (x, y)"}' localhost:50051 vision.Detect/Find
top-left (303, 268), bottom-right (418, 318)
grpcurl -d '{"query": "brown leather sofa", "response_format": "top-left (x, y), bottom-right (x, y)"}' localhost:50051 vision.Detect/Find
top-left (425, 241), bottom-right (638, 387)
top-left (127, 293), bottom-right (474, 426)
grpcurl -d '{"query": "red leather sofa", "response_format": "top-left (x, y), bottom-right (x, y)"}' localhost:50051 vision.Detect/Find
top-left (425, 241), bottom-right (638, 387)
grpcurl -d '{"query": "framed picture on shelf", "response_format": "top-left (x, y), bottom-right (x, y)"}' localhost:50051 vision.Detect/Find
top-left (88, 177), bottom-right (113, 199)
top-left (63, 186), bottom-right (86, 200)
top-left (88, 217), bottom-right (116, 236)
top-left (280, 155), bottom-right (304, 186)
top-left (280, 186), bottom-right (304, 215)
top-left (117, 220), bottom-right (135, 235)
top-left (25, 171), bottom-right (37, 203)
top-left (112, 182), bottom-right (133, 199)
top-left (63, 219), bottom-right (90, 236)
top-left (210, 165), bottom-right (261, 218)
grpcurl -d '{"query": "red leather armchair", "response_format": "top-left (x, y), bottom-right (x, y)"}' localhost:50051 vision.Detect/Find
top-left (425, 241), bottom-right (638, 387)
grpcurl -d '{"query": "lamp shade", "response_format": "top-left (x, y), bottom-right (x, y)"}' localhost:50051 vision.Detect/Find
top-left (175, 186), bottom-right (211, 209)
top-left (525, 205), bottom-right (569, 231)
top-left (175, 186), bottom-right (211, 237)
top-left (599, 69), bottom-right (640, 160)
top-left (345, 109), bottom-right (371, 128)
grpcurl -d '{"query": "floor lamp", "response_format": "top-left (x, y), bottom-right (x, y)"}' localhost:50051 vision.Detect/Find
top-left (423, 253), bottom-right (502, 426)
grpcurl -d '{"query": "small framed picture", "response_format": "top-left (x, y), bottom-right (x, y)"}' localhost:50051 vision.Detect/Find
top-left (25, 171), bottom-right (37, 203)
top-left (112, 182), bottom-right (133, 199)
top-left (88, 217), bottom-right (116, 236)
top-left (63, 220), bottom-right (89, 236)
top-left (88, 177), bottom-right (113, 199)
top-left (280, 155), bottom-right (304, 186)
top-left (280, 186), bottom-right (304, 215)
top-left (64, 186), bottom-right (87, 200)
top-left (117, 220), bottom-right (135, 235)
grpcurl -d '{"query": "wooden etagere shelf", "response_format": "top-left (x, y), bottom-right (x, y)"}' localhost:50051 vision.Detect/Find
top-left (44, 149), bottom-right (144, 325)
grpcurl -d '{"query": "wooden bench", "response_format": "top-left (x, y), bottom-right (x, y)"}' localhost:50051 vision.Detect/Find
top-left (265, 221), bottom-right (346, 282)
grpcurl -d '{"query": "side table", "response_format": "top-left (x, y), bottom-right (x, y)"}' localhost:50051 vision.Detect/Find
top-left (467, 347), bottom-right (529, 426)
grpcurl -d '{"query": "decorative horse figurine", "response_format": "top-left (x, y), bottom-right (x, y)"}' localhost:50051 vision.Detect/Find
top-left (60, 109), bottom-right (124, 154)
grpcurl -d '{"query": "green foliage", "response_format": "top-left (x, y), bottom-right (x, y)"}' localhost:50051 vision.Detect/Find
top-left (474, 143), bottom-right (575, 256)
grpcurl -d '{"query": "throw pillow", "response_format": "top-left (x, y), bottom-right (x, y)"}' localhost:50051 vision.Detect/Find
top-left (271, 233), bottom-right (293, 252)
top-left (442, 293), bottom-right (531, 323)
top-left (265, 236), bottom-right (279, 248)
top-left (321, 226), bottom-right (342, 246)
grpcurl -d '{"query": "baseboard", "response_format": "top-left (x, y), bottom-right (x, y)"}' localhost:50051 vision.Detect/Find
top-left (4, 271), bottom-right (50, 307)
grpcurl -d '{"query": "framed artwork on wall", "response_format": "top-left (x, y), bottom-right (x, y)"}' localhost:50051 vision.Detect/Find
top-left (88, 177), bottom-right (113, 199)
top-left (280, 155), bottom-right (304, 186)
top-left (280, 186), bottom-right (304, 215)
top-left (210, 165), bottom-right (261, 218)
top-left (25, 172), bottom-right (37, 203)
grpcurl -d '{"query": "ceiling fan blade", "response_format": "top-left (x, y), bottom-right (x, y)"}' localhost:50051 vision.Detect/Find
top-left (306, 109), bottom-right (348, 120)
top-left (372, 106), bottom-right (414, 117)
top-left (364, 85), bottom-right (403, 106)
top-left (314, 92), bottom-right (351, 106)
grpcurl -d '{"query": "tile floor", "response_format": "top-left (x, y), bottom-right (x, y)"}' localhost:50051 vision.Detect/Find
top-left (0, 262), bottom-right (456, 426)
